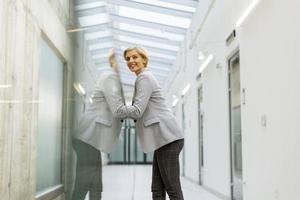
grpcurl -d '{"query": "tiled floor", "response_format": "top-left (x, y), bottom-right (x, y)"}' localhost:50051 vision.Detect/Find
top-left (93, 165), bottom-right (222, 200)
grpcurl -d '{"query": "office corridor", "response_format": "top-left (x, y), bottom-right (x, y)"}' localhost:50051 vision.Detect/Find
top-left (1, 0), bottom-right (300, 200)
top-left (100, 165), bottom-right (221, 200)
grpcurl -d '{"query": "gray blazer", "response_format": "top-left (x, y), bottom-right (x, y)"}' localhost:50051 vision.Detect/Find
top-left (74, 69), bottom-right (126, 153)
top-left (119, 69), bottom-right (184, 153)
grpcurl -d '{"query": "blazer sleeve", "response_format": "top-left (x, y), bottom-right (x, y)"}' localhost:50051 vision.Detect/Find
top-left (125, 74), bottom-right (153, 119)
top-left (102, 73), bottom-right (127, 119)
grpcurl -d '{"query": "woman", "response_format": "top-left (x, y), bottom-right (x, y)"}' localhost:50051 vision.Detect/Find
top-left (72, 48), bottom-right (125, 200)
top-left (121, 47), bottom-right (185, 200)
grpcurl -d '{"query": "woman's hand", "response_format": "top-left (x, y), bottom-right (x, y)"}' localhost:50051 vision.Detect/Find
top-left (109, 48), bottom-right (118, 68)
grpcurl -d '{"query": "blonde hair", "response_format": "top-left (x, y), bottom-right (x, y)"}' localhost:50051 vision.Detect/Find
top-left (123, 46), bottom-right (149, 67)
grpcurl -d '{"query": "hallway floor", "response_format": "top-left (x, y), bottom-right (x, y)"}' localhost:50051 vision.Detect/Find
top-left (92, 165), bottom-right (222, 200)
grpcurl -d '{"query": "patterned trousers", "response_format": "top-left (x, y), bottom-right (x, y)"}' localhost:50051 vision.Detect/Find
top-left (72, 139), bottom-right (102, 200)
top-left (152, 139), bottom-right (184, 200)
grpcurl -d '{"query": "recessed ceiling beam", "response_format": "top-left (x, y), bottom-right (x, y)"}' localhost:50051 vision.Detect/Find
top-left (86, 36), bottom-right (113, 45)
top-left (110, 14), bottom-right (186, 34)
top-left (115, 40), bottom-right (178, 57)
top-left (108, 0), bottom-right (193, 18)
top-left (112, 28), bottom-right (181, 46)
top-left (76, 6), bottom-right (107, 17)
top-left (160, 0), bottom-right (199, 7)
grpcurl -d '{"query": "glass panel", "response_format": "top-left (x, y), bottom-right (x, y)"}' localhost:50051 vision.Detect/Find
top-left (120, 46), bottom-right (177, 60)
top-left (118, 6), bottom-right (191, 28)
top-left (75, 2), bottom-right (106, 11)
top-left (36, 39), bottom-right (63, 194)
top-left (89, 42), bottom-right (113, 50)
top-left (232, 106), bottom-right (242, 176)
top-left (131, 0), bottom-right (196, 12)
top-left (136, 138), bottom-right (144, 162)
top-left (109, 129), bottom-right (125, 163)
top-left (118, 35), bottom-right (179, 51)
top-left (84, 30), bottom-right (112, 40)
top-left (229, 53), bottom-right (243, 200)
top-left (129, 128), bottom-right (135, 162)
top-left (146, 151), bottom-right (154, 162)
top-left (108, 119), bottom-right (151, 164)
top-left (116, 23), bottom-right (184, 41)
top-left (78, 14), bottom-right (109, 27)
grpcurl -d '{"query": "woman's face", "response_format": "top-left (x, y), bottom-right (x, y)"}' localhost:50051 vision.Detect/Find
top-left (125, 50), bottom-right (146, 75)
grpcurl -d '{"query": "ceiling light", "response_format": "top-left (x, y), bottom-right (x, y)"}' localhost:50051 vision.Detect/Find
top-left (236, 0), bottom-right (260, 27)
top-left (172, 98), bottom-right (179, 107)
top-left (73, 83), bottom-right (86, 96)
top-left (198, 54), bottom-right (214, 74)
top-left (181, 84), bottom-right (191, 96)
top-left (0, 84), bottom-right (12, 89)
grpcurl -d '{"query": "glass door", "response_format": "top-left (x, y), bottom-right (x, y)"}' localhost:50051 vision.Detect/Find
top-left (197, 86), bottom-right (204, 185)
top-left (109, 119), bottom-right (152, 164)
top-left (228, 52), bottom-right (243, 200)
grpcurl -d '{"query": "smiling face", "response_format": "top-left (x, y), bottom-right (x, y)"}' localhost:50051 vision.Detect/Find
top-left (124, 50), bottom-right (147, 75)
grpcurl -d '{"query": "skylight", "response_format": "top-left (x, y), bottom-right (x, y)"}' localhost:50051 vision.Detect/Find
top-left (115, 23), bottom-right (185, 41)
top-left (118, 6), bottom-right (191, 28)
top-left (131, 0), bottom-right (196, 12)
top-left (78, 14), bottom-right (109, 27)
top-left (85, 30), bottom-right (112, 40)
top-left (119, 46), bottom-right (177, 60)
top-left (89, 42), bottom-right (114, 51)
top-left (75, 2), bottom-right (106, 11)
top-left (118, 35), bottom-right (180, 51)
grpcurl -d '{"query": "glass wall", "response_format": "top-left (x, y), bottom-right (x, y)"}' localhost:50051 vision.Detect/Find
top-left (36, 39), bottom-right (64, 195)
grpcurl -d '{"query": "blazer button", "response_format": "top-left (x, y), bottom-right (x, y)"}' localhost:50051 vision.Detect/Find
top-left (121, 119), bottom-right (124, 122)
top-left (134, 119), bottom-right (137, 123)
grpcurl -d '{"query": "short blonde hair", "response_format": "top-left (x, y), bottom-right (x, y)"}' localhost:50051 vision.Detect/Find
top-left (123, 46), bottom-right (149, 67)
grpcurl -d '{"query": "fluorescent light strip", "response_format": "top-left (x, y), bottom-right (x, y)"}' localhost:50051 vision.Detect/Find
top-left (73, 83), bottom-right (86, 96)
top-left (0, 84), bottom-right (12, 89)
top-left (172, 98), bottom-right (179, 107)
top-left (236, 0), bottom-right (260, 27)
top-left (198, 54), bottom-right (213, 74)
top-left (181, 84), bottom-right (191, 96)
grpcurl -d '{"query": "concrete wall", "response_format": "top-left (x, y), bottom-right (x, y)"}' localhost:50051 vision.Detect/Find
top-left (166, 0), bottom-right (300, 199)
top-left (0, 0), bottom-right (75, 199)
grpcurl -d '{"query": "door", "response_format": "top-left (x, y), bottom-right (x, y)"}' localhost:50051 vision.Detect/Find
top-left (109, 119), bottom-right (153, 164)
top-left (197, 86), bottom-right (204, 185)
top-left (228, 52), bottom-right (243, 200)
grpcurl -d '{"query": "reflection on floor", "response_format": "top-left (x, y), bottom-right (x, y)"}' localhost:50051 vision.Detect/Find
top-left (85, 165), bottom-right (222, 200)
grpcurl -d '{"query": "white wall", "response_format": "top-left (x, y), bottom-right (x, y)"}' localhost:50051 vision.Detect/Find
top-left (167, 0), bottom-right (300, 199)
top-left (239, 0), bottom-right (300, 199)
